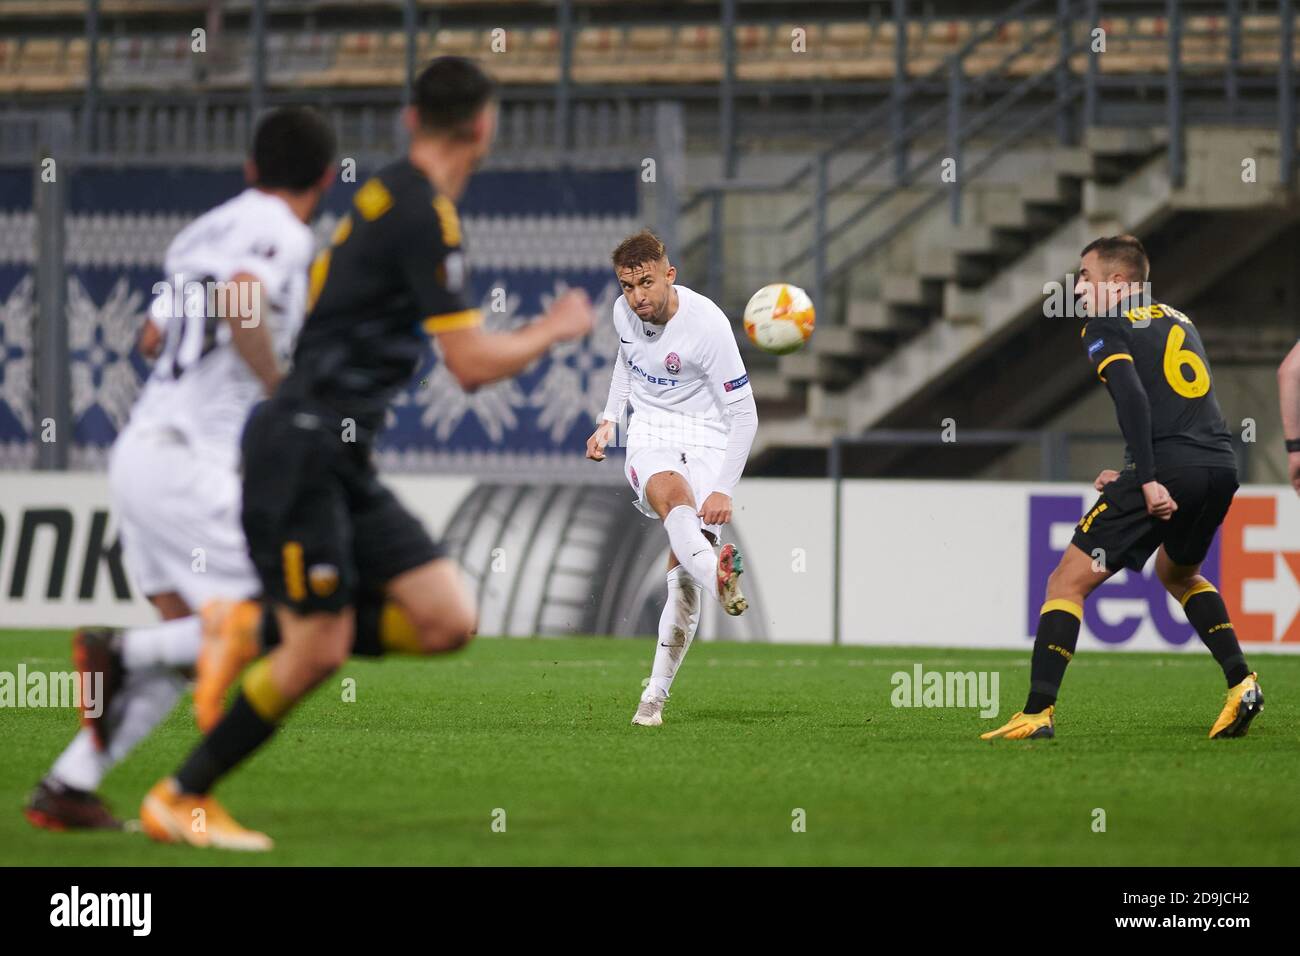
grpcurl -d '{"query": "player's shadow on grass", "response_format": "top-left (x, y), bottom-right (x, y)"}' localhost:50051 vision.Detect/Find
top-left (676, 707), bottom-right (792, 725)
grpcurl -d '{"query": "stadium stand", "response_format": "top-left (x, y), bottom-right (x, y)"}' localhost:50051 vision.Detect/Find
top-left (1, 0), bottom-right (1296, 483)
top-left (0, 14), bottom-right (1296, 94)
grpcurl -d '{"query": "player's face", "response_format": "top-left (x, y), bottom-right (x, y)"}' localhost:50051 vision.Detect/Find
top-left (1076, 252), bottom-right (1143, 318)
top-left (617, 259), bottom-right (676, 323)
top-left (1075, 251), bottom-right (1126, 318)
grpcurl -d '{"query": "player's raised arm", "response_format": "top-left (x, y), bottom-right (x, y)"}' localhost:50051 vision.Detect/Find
top-left (220, 273), bottom-right (282, 395)
top-left (1278, 340), bottom-right (1300, 494)
top-left (588, 344), bottom-right (630, 461)
top-left (432, 288), bottom-right (594, 391)
top-left (394, 193), bottom-right (595, 390)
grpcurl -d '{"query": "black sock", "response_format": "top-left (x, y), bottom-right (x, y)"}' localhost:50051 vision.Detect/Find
top-left (175, 693), bottom-right (278, 796)
top-left (1024, 602), bottom-right (1082, 714)
top-left (352, 593), bottom-right (386, 658)
top-left (1183, 586), bottom-right (1249, 686)
top-left (259, 605), bottom-right (281, 652)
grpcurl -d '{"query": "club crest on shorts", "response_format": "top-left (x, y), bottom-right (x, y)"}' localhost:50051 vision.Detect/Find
top-left (629, 466), bottom-right (639, 490)
top-left (664, 352), bottom-right (681, 374)
top-left (308, 564), bottom-right (340, 597)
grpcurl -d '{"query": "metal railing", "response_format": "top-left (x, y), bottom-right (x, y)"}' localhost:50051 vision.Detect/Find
top-left (683, 0), bottom-right (1299, 323)
top-left (0, 95), bottom-right (667, 168)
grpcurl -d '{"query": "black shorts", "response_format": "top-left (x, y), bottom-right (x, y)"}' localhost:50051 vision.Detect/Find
top-left (1071, 466), bottom-right (1239, 573)
top-left (240, 398), bottom-right (445, 614)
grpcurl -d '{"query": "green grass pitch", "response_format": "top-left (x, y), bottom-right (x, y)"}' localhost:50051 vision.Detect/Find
top-left (1, 629), bottom-right (1296, 866)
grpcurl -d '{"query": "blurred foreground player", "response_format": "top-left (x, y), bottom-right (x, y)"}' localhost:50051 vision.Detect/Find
top-left (983, 235), bottom-right (1261, 741)
top-left (586, 230), bottom-right (757, 727)
top-left (141, 57), bottom-right (594, 849)
top-left (25, 108), bottom-right (334, 831)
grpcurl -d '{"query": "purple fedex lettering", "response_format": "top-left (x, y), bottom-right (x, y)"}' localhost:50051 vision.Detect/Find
top-left (1027, 494), bottom-right (1221, 647)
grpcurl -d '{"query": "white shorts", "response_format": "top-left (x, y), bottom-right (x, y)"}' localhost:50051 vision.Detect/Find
top-left (108, 424), bottom-right (260, 611)
top-left (623, 441), bottom-right (726, 537)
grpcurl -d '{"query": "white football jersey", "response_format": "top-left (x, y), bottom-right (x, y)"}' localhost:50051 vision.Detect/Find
top-left (612, 284), bottom-right (753, 449)
top-left (129, 189), bottom-right (315, 469)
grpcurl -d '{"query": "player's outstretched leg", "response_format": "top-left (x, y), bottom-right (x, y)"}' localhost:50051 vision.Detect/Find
top-left (26, 594), bottom-right (200, 831)
top-left (650, 472), bottom-right (747, 616)
top-left (141, 609), bottom-right (352, 851)
top-left (28, 668), bottom-right (188, 831)
top-left (194, 600), bottom-right (266, 733)
top-left (633, 564), bottom-right (702, 727)
top-left (76, 613), bottom-right (204, 751)
top-left (143, 561), bottom-right (475, 850)
top-left (71, 628), bottom-right (125, 751)
top-left (982, 544), bottom-right (1112, 741)
top-left (1155, 549), bottom-right (1263, 738)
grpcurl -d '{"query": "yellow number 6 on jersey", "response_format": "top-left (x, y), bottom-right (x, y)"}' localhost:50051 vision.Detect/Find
top-left (1163, 324), bottom-right (1210, 398)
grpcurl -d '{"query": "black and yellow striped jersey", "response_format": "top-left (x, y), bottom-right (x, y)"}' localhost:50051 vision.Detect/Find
top-left (281, 159), bottom-right (481, 437)
top-left (1081, 301), bottom-right (1236, 473)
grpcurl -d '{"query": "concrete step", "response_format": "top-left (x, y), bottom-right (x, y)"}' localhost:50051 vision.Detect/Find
top-left (1020, 173), bottom-right (1076, 206)
top-left (808, 325), bottom-right (863, 358)
top-left (915, 246), bottom-right (960, 282)
top-left (778, 350), bottom-right (859, 387)
top-left (845, 299), bottom-right (894, 332)
top-left (1053, 146), bottom-right (1096, 179)
top-left (751, 417), bottom-right (840, 456)
top-left (810, 326), bottom-right (892, 365)
top-left (882, 274), bottom-right (941, 309)
top-left (748, 370), bottom-right (792, 402)
top-left (945, 224), bottom-right (999, 254)
top-left (941, 282), bottom-right (983, 323)
top-left (807, 383), bottom-right (848, 426)
top-left (1084, 126), bottom-right (1169, 157)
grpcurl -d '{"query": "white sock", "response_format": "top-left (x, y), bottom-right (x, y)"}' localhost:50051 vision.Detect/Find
top-left (662, 505), bottom-right (718, 602)
top-left (48, 668), bottom-right (187, 792)
top-left (644, 566), bottom-right (702, 702)
top-left (121, 615), bottom-right (203, 670)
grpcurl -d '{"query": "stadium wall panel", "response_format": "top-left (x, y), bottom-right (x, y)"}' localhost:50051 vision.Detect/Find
top-left (0, 164), bottom-right (644, 472)
top-left (2, 473), bottom-right (1298, 656)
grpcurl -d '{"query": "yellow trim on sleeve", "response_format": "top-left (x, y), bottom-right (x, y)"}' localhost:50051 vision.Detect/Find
top-left (423, 308), bottom-right (483, 335)
top-left (1180, 581), bottom-right (1219, 608)
top-left (1096, 352), bottom-right (1134, 380)
top-left (1041, 599), bottom-right (1084, 621)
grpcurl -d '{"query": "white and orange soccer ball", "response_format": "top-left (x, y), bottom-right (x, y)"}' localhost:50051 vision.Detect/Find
top-left (742, 283), bottom-right (815, 355)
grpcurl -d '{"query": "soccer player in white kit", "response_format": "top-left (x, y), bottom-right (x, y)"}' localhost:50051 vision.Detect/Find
top-left (586, 230), bottom-right (758, 727)
top-left (24, 108), bottom-right (336, 831)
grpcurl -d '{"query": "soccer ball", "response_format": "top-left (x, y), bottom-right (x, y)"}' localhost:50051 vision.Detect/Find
top-left (742, 283), bottom-right (815, 355)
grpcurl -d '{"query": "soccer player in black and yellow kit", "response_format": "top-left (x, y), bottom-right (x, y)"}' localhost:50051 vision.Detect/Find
top-left (983, 235), bottom-right (1263, 742)
top-left (139, 58), bottom-right (595, 849)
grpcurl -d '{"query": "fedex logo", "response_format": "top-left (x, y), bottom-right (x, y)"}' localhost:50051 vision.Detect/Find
top-left (1028, 493), bottom-right (1300, 646)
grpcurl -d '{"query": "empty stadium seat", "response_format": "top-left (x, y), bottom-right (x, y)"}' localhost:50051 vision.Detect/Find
top-left (4, 14), bottom-right (1295, 94)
